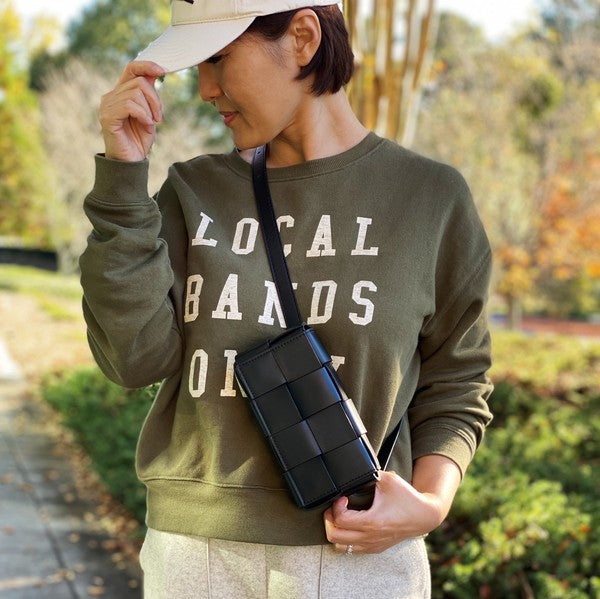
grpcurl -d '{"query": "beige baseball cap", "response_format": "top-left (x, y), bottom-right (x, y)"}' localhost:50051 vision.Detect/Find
top-left (137, 0), bottom-right (341, 73)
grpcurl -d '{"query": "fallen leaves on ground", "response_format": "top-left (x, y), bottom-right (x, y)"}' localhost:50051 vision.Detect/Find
top-left (0, 289), bottom-right (143, 589)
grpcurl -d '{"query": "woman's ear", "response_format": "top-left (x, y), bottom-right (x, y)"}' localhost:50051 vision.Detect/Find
top-left (288, 9), bottom-right (322, 67)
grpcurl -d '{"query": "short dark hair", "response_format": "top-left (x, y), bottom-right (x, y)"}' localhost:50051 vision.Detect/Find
top-left (245, 6), bottom-right (354, 96)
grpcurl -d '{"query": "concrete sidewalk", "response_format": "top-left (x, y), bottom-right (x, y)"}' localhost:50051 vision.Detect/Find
top-left (0, 375), bottom-right (143, 598)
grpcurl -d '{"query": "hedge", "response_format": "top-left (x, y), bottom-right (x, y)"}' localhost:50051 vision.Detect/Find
top-left (42, 369), bottom-right (156, 522)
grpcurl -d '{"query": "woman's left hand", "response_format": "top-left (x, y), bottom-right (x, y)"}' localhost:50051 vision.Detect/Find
top-left (323, 470), bottom-right (448, 555)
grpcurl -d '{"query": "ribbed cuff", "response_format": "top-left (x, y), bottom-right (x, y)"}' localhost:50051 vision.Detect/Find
top-left (411, 428), bottom-right (476, 479)
top-left (89, 153), bottom-right (151, 205)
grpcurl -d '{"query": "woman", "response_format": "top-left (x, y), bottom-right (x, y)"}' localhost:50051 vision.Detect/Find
top-left (80, 1), bottom-right (493, 597)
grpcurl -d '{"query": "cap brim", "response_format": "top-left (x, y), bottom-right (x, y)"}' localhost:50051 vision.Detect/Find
top-left (136, 17), bottom-right (256, 73)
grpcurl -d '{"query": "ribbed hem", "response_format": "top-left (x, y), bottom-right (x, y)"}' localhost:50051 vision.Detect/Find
top-left (221, 131), bottom-right (385, 181)
top-left (144, 478), bottom-right (329, 546)
top-left (89, 153), bottom-right (151, 205)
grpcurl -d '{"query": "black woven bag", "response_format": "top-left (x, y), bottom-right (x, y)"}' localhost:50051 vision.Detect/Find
top-left (234, 146), bottom-right (401, 511)
top-left (235, 323), bottom-right (380, 509)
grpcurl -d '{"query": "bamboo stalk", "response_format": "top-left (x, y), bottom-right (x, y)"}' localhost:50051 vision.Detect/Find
top-left (402, 0), bottom-right (439, 146)
top-left (344, 0), bottom-right (438, 144)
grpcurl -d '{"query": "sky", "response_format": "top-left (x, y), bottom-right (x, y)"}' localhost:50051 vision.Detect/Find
top-left (437, 0), bottom-right (539, 39)
top-left (17, 0), bottom-right (540, 41)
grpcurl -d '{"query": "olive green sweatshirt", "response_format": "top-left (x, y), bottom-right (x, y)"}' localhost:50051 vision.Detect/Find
top-left (80, 132), bottom-right (493, 545)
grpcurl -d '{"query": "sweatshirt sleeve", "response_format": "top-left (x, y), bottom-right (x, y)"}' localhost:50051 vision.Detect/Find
top-left (409, 177), bottom-right (494, 478)
top-left (79, 154), bottom-right (183, 388)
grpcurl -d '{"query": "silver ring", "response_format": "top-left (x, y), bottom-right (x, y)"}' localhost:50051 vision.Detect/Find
top-left (345, 544), bottom-right (353, 556)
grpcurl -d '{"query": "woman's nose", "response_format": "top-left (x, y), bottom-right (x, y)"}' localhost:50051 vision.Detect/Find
top-left (197, 64), bottom-right (222, 103)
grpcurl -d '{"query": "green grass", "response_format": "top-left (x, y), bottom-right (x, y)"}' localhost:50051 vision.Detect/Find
top-left (490, 328), bottom-right (600, 394)
top-left (0, 265), bottom-right (83, 321)
top-left (0, 265), bottom-right (82, 301)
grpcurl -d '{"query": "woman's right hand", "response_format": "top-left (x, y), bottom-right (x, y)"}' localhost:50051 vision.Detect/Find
top-left (99, 61), bottom-right (165, 162)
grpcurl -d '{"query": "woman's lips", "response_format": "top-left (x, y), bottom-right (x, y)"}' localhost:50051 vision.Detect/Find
top-left (220, 112), bottom-right (238, 127)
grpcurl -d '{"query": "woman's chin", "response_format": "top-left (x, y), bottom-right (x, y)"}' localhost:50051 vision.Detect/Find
top-left (233, 138), bottom-right (262, 152)
top-left (231, 128), bottom-right (275, 153)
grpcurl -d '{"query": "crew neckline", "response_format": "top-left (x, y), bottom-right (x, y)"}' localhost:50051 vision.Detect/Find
top-left (223, 131), bottom-right (384, 181)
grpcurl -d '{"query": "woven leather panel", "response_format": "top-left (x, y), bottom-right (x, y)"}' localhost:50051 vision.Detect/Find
top-left (236, 325), bottom-right (379, 509)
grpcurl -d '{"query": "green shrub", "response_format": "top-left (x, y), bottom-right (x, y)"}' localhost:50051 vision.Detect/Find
top-left (41, 368), bottom-right (156, 522)
top-left (428, 377), bottom-right (599, 597)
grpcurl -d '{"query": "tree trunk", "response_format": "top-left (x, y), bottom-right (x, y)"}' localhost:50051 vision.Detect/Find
top-left (506, 294), bottom-right (523, 330)
top-left (57, 244), bottom-right (81, 275)
top-left (401, 0), bottom-right (439, 147)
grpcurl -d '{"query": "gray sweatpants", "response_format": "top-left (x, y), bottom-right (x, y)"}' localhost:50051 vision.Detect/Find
top-left (140, 527), bottom-right (431, 599)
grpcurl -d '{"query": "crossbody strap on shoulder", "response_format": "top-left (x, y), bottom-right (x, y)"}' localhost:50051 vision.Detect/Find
top-left (252, 145), bottom-right (302, 329)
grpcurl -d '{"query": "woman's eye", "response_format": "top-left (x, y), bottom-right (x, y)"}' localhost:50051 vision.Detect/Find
top-left (206, 54), bottom-right (223, 64)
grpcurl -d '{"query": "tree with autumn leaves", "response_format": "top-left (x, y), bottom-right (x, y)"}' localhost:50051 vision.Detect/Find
top-left (0, 0), bottom-right (51, 244)
top-left (416, 1), bottom-right (600, 326)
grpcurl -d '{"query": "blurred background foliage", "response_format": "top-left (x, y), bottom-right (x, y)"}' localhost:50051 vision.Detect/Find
top-left (415, 1), bottom-right (600, 327)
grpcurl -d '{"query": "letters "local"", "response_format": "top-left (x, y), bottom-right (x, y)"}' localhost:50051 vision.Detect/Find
top-left (192, 213), bottom-right (379, 258)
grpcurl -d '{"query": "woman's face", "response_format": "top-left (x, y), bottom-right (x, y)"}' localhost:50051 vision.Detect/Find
top-left (197, 33), bottom-right (307, 149)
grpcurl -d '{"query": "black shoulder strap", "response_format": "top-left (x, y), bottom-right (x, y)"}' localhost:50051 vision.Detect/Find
top-left (251, 145), bottom-right (403, 468)
top-left (379, 416), bottom-right (404, 470)
top-left (251, 145), bottom-right (302, 329)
